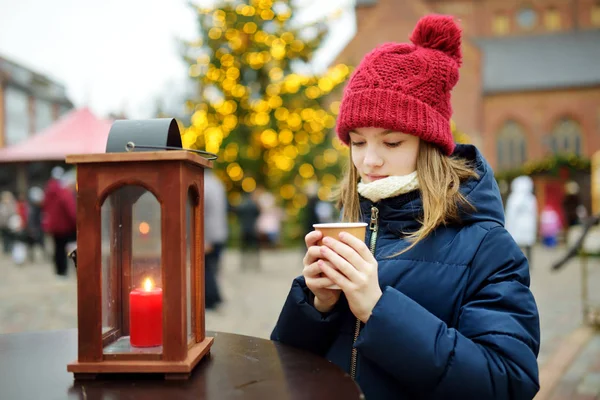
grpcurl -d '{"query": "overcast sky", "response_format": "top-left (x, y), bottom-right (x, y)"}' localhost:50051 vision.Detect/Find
top-left (0, 0), bottom-right (355, 119)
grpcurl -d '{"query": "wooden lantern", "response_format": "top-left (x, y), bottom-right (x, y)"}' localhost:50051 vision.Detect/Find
top-left (66, 119), bottom-right (214, 380)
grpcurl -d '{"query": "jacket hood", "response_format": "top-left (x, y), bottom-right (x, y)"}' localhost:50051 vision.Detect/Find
top-left (359, 144), bottom-right (505, 235)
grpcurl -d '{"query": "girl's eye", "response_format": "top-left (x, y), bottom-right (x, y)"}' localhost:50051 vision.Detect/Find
top-left (351, 141), bottom-right (366, 147)
top-left (385, 142), bottom-right (402, 148)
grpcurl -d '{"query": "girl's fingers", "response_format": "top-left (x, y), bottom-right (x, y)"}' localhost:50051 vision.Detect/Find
top-left (305, 230), bottom-right (323, 248)
top-left (303, 245), bottom-right (322, 266)
top-left (303, 261), bottom-right (326, 278)
top-left (306, 275), bottom-right (338, 289)
top-left (338, 232), bottom-right (375, 263)
top-left (319, 244), bottom-right (362, 282)
top-left (322, 236), bottom-right (367, 273)
top-left (319, 259), bottom-right (352, 289)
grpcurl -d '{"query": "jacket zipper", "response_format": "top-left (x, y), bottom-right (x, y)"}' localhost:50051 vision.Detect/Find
top-left (350, 205), bottom-right (379, 380)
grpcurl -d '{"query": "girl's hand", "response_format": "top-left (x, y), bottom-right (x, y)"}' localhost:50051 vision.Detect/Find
top-left (319, 232), bottom-right (382, 323)
top-left (302, 231), bottom-right (342, 313)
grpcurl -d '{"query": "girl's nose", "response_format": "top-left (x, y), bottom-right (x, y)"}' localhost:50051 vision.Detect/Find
top-left (363, 146), bottom-right (383, 167)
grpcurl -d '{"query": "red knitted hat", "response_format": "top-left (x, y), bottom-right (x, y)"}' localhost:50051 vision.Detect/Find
top-left (336, 14), bottom-right (462, 156)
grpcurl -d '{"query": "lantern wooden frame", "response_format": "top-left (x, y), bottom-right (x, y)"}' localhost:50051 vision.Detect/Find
top-left (66, 151), bottom-right (213, 380)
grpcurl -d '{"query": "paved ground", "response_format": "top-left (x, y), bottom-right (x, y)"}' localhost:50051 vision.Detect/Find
top-left (0, 244), bottom-right (598, 398)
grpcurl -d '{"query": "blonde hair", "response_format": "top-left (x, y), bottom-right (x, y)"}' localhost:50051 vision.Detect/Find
top-left (335, 141), bottom-right (478, 255)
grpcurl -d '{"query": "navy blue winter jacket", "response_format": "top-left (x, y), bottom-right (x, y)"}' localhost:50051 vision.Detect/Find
top-left (271, 145), bottom-right (540, 399)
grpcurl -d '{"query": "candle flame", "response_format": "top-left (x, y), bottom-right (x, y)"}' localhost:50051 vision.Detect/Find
top-left (143, 278), bottom-right (154, 291)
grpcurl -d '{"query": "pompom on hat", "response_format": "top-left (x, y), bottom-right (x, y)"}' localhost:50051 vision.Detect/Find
top-left (336, 14), bottom-right (462, 155)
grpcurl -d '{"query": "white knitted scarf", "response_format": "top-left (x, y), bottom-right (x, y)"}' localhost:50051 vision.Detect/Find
top-left (357, 172), bottom-right (419, 203)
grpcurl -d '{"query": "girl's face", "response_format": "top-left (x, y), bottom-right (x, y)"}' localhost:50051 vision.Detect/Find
top-left (349, 127), bottom-right (420, 183)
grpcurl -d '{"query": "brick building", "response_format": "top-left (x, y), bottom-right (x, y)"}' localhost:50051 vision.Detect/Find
top-left (336, 0), bottom-right (600, 220)
top-left (0, 56), bottom-right (73, 148)
top-left (0, 56), bottom-right (74, 192)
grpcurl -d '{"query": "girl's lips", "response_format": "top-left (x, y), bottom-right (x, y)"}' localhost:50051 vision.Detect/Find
top-left (366, 175), bottom-right (388, 181)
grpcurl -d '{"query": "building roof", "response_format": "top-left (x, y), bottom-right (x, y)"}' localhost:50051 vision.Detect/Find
top-left (0, 108), bottom-right (112, 163)
top-left (475, 30), bottom-right (600, 94)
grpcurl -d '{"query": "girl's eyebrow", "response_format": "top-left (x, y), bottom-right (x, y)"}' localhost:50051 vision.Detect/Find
top-left (349, 129), bottom-right (396, 136)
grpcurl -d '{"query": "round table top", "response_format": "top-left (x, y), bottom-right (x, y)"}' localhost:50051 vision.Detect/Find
top-left (0, 329), bottom-right (363, 400)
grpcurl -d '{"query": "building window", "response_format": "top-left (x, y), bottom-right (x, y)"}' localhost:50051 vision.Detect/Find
top-left (496, 120), bottom-right (527, 171)
top-left (544, 7), bottom-right (561, 31)
top-left (549, 117), bottom-right (582, 155)
top-left (517, 6), bottom-right (538, 30)
top-left (592, 1), bottom-right (600, 26)
top-left (35, 98), bottom-right (55, 132)
top-left (4, 86), bottom-right (30, 146)
top-left (493, 13), bottom-right (510, 35)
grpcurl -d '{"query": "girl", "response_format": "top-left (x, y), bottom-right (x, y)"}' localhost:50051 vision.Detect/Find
top-left (271, 15), bottom-right (540, 400)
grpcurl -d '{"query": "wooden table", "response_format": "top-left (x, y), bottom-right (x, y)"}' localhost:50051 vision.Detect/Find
top-left (0, 329), bottom-right (363, 400)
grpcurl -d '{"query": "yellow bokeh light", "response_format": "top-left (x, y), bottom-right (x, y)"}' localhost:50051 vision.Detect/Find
top-left (298, 143), bottom-right (311, 155)
top-left (279, 129), bottom-right (293, 144)
top-left (287, 113), bottom-right (302, 129)
top-left (290, 40), bottom-right (304, 52)
top-left (280, 184), bottom-right (296, 199)
top-left (314, 156), bottom-right (327, 170)
top-left (254, 30), bottom-right (268, 43)
top-left (268, 96), bottom-right (282, 109)
top-left (299, 163), bottom-right (315, 179)
top-left (275, 107), bottom-right (289, 121)
top-left (283, 145), bottom-right (298, 159)
top-left (269, 67), bottom-right (283, 81)
top-left (261, 9), bottom-right (275, 20)
top-left (243, 22), bottom-right (258, 34)
top-left (293, 193), bottom-right (308, 209)
top-left (300, 108), bottom-right (314, 121)
top-left (305, 86), bottom-right (321, 99)
top-left (261, 129), bottom-right (278, 148)
top-left (318, 186), bottom-right (331, 201)
top-left (329, 101), bottom-right (341, 115)
top-left (322, 174), bottom-right (338, 186)
top-left (270, 45), bottom-right (286, 60)
top-left (281, 32), bottom-right (294, 43)
top-left (255, 112), bottom-right (270, 126)
top-left (324, 149), bottom-right (338, 165)
top-left (226, 67), bottom-right (240, 80)
top-left (139, 222), bottom-right (150, 235)
top-left (318, 78), bottom-right (334, 92)
top-left (224, 143), bottom-right (239, 162)
top-left (225, 28), bottom-right (238, 40)
top-left (295, 131), bottom-right (308, 144)
top-left (227, 163), bottom-right (244, 181)
top-left (242, 177), bottom-right (257, 193)
top-left (232, 84), bottom-right (246, 97)
top-left (208, 27), bottom-right (222, 40)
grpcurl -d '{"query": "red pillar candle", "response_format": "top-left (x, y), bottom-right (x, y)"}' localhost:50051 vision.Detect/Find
top-left (129, 278), bottom-right (163, 347)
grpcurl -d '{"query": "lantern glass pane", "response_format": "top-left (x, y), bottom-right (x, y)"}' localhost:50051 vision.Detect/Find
top-left (186, 189), bottom-right (195, 344)
top-left (101, 186), bottom-right (163, 356)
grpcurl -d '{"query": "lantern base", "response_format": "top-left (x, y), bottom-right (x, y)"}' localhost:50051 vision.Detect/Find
top-left (67, 336), bottom-right (213, 379)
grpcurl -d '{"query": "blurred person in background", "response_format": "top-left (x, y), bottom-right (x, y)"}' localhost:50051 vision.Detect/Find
top-left (43, 169), bottom-right (77, 277)
top-left (540, 204), bottom-right (562, 248)
top-left (234, 191), bottom-right (261, 271)
top-left (505, 175), bottom-right (537, 263)
top-left (0, 191), bottom-right (17, 255)
top-left (256, 189), bottom-right (284, 248)
top-left (204, 169), bottom-right (228, 309)
top-left (563, 181), bottom-right (586, 227)
top-left (25, 187), bottom-right (46, 262)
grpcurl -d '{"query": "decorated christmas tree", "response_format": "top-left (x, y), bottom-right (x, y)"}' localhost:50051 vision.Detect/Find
top-left (181, 0), bottom-right (351, 228)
